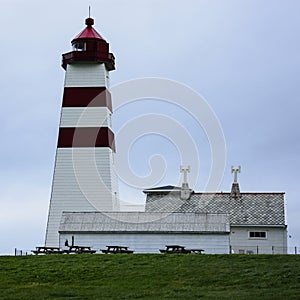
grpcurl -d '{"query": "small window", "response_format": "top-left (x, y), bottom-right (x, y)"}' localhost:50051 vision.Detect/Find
top-left (73, 42), bottom-right (86, 51)
top-left (249, 231), bottom-right (267, 239)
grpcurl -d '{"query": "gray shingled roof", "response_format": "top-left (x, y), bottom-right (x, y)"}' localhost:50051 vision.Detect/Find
top-left (59, 212), bottom-right (230, 233)
top-left (145, 192), bottom-right (286, 226)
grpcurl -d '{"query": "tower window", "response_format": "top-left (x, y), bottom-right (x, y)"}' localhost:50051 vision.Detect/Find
top-left (73, 42), bottom-right (86, 51)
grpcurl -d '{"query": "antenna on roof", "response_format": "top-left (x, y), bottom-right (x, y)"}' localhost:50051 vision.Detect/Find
top-left (89, 5), bottom-right (91, 18)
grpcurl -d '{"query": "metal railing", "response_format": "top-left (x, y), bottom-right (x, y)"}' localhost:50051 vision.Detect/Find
top-left (230, 245), bottom-right (299, 255)
top-left (14, 248), bottom-right (31, 256)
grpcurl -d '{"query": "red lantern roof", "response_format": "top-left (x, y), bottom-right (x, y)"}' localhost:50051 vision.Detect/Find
top-left (72, 18), bottom-right (104, 42)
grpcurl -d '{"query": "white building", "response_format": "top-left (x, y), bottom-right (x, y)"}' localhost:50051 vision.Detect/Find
top-left (59, 212), bottom-right (230, 254)
top-left (58, 175), bottom-right (287, 254)
top-left (143, 179), bottom-right (288, 254)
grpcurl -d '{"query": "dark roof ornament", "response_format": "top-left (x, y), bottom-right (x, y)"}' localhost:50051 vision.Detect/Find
top-left (85, 17), bottom-right (94, 26)
top-left (86, 6), bottom-right (93, 26)
top-left (231, 166), bottom-right (241, 200)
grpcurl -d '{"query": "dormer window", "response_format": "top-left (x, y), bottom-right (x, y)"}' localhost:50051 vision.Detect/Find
top-left (73, 41), bottom-right (86, 51)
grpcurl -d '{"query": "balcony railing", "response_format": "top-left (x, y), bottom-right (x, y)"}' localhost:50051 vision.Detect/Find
top-left (62, 51), bottom-right (115, 70)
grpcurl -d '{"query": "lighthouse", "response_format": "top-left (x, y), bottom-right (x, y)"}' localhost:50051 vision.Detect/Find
top-left (45, 17), bottom-right (119, 247)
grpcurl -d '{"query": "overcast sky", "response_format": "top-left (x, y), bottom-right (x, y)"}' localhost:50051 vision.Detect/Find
top-left (0, 0), bottom-right (299, 254)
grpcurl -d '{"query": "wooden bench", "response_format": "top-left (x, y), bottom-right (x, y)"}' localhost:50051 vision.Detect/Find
top-left (189, 249), bottom-right (205, 254)
top-left (32, 247), bottom-right (64, 255)
top-left (160, 245), bottom-right (204, 254)
top-left (160, 245), bottom-right (191, 254)
top-left (64, 246), bottom-right (96, 254)
top-left (101, 246), bottom-right (134, 254)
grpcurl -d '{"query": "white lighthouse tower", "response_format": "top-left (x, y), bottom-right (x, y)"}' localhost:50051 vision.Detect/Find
top-left (45, 16), bottom-right (119, 247)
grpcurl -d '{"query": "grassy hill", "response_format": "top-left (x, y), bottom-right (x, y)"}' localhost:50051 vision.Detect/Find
top-left (0, 254), bottom-right (299, 299)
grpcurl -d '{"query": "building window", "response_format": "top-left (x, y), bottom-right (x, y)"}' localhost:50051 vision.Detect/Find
top-left (249, 231), bottom-right (267, 239)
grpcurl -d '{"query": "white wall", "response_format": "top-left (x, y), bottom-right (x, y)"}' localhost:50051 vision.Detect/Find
top-left (60, 107), bottom-right (111, 128)
top-left (230, 226), bottom-right (287, 254)
top-left (45, 148), bottom-right (119, 247)
top-left (64, 64), bottom-right (109, 87)
top-left (59, 232), bottom-right (230, 254)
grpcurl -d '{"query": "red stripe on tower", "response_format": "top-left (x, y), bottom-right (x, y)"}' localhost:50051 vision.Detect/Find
top-left (62, 87), bottom-right (112, 110)
top-left (58, 127), bottom-right (115, 150)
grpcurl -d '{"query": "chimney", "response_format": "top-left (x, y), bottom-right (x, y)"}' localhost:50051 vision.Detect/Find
top-left (231, 166), bottom-right (241, 199)
top-left (180, 165), bottom-right (192, 200)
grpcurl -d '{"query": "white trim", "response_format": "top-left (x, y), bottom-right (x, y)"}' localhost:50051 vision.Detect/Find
top-left (248, 231), bottom-right (267, 240)
top-left (60, 107), bottom-right (111, 128)
top-left (64, 64), bottom-right (109, 87)
top-left (231, 224), bottom-right (286, 228)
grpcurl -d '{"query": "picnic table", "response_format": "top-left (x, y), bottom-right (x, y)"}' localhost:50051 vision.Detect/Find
top-left (159, 245), bottom-right (204, 254)
top-left (32, 246), bottom-right (64, 255)
top-left (189, 249), bottom-right (205, 254)
top-left (64, 245), bottom-right (96, 254)
top-left (101, 246), bottom-right (134, 254)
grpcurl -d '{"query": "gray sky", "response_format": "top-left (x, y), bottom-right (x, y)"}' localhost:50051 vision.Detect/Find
top-left (0, 0), bottom-right (299, 254)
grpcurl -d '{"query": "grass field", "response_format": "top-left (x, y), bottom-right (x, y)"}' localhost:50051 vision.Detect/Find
top-left (0, 254), bottom-right (299, 299)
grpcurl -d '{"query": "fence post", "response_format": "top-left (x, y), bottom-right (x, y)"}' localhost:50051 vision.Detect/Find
top-left (256, 245), bottom-right (259, 254)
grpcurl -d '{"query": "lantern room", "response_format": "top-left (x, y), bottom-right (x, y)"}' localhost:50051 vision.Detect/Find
top-left (62, 17), bottom-right (115, 71)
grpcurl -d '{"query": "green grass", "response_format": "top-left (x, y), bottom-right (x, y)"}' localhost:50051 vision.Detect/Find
top-left (0, 254), bottom-right (299, 299)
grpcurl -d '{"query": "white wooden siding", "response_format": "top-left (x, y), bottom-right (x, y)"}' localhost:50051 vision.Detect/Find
top-left (59, 232), bottom-right (230, 254)
top-left (110, 152), bottom-right (120, 210)
top-left (60, 107), bottom-right (111, 127)
top-left (230, 226), bottom-right (288, 254)
top-left (45, 148), bottom-right (119, 247)
top-left (64, 64), bottom-right (109, 87)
